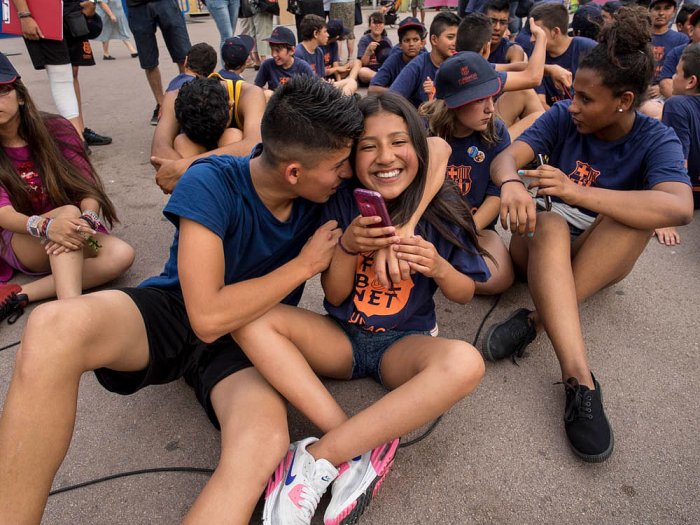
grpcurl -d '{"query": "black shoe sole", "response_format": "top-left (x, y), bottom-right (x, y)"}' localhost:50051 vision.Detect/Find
top-left (84, 139), bottom-right (112, 146)
top-left (568, 380), bottom-right (614, 463)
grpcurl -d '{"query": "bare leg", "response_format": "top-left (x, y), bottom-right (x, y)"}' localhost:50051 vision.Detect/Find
top-left (102, 41), bottom-right (110, 56)
top-left (508, 110), bottom-right (544, 142)
top-left (122, 40), bottom-right (137, 55)
top-left (474, 229), bottom-right (514, 295)
top-left (145, 66), bottom-right (165, 106)
top-left (183, 368), bottom-right (289, 524)
top-left (0, 291), bottom-right (150, 524)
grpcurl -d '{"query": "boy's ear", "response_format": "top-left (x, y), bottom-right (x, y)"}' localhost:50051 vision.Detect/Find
top-left (283, 163), bottom-right (302, 186)
top-left (430, 34), bottom-right (438, 47)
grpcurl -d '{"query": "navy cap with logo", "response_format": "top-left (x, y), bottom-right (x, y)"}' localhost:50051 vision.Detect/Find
top-left (0, 53), bottom-right (20, 84)
top-left (327, 19), bottom-right (350, 39)
top-left (571, 4), bottom-right (603, 34)
top-left (398, 16), bottom-right (426, 38)
top-left (434, 52), bottom-right (501, 109)
top-left (649, 0), bottom-right (677, 8)
top-left (221, 35), bottom-right (255, 68)
top-left (264, 26), bottom-right (296, 47)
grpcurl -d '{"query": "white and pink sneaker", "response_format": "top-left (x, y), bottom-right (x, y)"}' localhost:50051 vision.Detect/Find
top-left (323, 439), bottom-right (400, 525)
top-left (263, 437), bottom-right (338, 525)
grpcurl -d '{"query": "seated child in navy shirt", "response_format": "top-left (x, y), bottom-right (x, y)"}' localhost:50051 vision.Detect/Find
top-left (657, 42), bottom-right (700, 245)
top-left (422, 51), bottom-right (515, 295)
top-left (217, 35), bottom-right (254, 82)
top-left (296, 14), bottom-right (358, 95)
top-left (321, 19), bottom-right (359, 82)
top-left (484, 0), bottom-right (526, 65)
top-left (390, 12), bottom-right (461, 108)
top-left (369, 17), bottom-right (426, 94)
top-left (485, 7), bottom-right (692, 464)
top-left (659, 7), bottom-right (700, 98)
top-left (165, 43), bottom-right (217, 93)
top-left (255, 26), bottom-right (314, 101)
top-left (357, 12), bottom-right (393, 84)
top-left (530, 3), bottom-right (597, 108)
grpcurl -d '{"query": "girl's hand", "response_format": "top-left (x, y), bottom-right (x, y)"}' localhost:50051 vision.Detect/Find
top-left (43, 241), bottom-right (75, 256)
top-left (110, 14), bottom-right (117, 23)
top-left (520, 165), bottom-right (583, 206)
top-left (500, 179), bottom-right (536, 235)
top-left (342, 215), bottom-right (399, 254)
top-left (46, 217), bottom-right (96, 250)
top-left (373, 224), bottom-right (414, 287)
top-left (393, 235), bottom-right (446, 279)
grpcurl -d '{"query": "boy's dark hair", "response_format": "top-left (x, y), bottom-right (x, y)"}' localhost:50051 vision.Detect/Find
top-left (456, 12), bottom-right (493, 52)
top-left (186, 43), bottom-right (218, 77)
top-left (530, 3), bottom-right (570, 34)
top-left (369, 11), bottom-right (385, 24)
top-left (483, 0), bottom-right (510, 14)
top-left (430, 12), bottom-right (460, 39)
top-left (677, 3), bottom-right (699, 24)
top-left (681, 42), bottom-right (700, 92)
top-left (270, 42), bottom-right (295, 53)
top-left (261, 75), bottom-right (363, 167)
top-left (300, 14), bottom-right (327, 41)
top-left (578, 6), bottom-right (654, 108)
top-left (175, 78), bottom-right (230, 150)
top-left (356, 93), bottom-right (487, 259)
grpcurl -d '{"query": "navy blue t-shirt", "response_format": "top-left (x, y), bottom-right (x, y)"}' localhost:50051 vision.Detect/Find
top-left (166, 73), bottom-right (196, 92)
top-left (662, 95), bottom-right (700, 208)
top-left (536, 36), bottom-right (597, 106)
top-left (139, 150), bottom-right (322, 305)
top-left (488, 38), bottom-right (515, 65)
top-left (446, 118), bottom-right (510, 210)
top-left (515, 24), bottom-right (533, 57)
top-left (320, 41), bottom-right (340, 78)
top-left (254, 57), bottom-right (314, 90)
top-left (659, 43), bottom-right (686, 82)
top-left (321, 186), bottom-right (490, 332)
top-left (357, 34), bottom-right (393, 71)
top-left (217, 68), bottom-right (244, 82)
top-left (295, 43), bottom-right (326, 77)
top-left (370, 47), bottom-right (427, 88)
top-left (389, 52), bottom-right (439, 108)
top-left (517, 100), bottom-right (691, 217)
top-left (651, 30), bottom-right (689, 83)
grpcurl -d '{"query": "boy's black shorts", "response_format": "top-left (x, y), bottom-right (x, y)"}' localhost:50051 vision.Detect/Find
top-left (94, 287), bottom-right (253, 429)
top-left (25, 36), bottom-right (95, 69)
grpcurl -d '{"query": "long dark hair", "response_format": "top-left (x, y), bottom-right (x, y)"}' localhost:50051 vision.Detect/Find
top-left (0, 79), bottom-right (118, 227)
top-left (355, 93), bottom-right (488, 258)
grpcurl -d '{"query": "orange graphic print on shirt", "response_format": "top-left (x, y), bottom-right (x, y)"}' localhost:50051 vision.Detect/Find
top-left (350, 252), bottom-right (414, 332)
top-left (446, 165), bottom-right (473, 195)
top-left (568, 161), bottom-right (601, 187)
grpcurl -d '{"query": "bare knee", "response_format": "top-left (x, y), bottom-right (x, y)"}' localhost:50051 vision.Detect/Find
top-left (529, 212), bottom-right (570, 245)
top-left (435, 341), bottom-right (485, 397)
top-left (98, 237), bottom-right (135, 278)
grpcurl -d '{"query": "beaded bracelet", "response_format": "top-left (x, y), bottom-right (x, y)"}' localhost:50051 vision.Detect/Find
top-left (43, 218), bottom-right (54, 241)
top-left (80, 210), bottom-right (102, 230)
top-left (338, 237), bottom-right (358, 256)
top-left (26, 215), bottom-right (43, 238)
top-left (39, 217), bottom-right (49, 239)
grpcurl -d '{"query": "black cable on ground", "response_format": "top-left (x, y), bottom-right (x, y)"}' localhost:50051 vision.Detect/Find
top-left (41, 295), bottom-right (502, 496)
top-left (0, 340), bottom-right (20, 353)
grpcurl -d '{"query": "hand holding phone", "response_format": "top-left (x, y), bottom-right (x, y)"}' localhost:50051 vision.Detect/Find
top-left (536, 154), bottom-right (553, 211)
top-left (353, 189), bottom-right (393, 228)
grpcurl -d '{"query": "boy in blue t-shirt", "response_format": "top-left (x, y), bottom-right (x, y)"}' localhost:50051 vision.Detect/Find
top-left (369, 17), bottom-right (426, 94)
top-left (657, 42), bottom-right (700, 245)
top-left (357, 12), bottom-right (393, 84)
top-left (0, 76), bottom-right (367, 525)
top-left (165, 42), bottom-right (217, 93)
top-left (530, 3), bottom-right (597, 107)
top-left (659, 7), bottom-right (700, 98)
top-left (483, 0), bottom-right (526, 65)
top-left (217, 34), bottom-right (255, 82)
top-left (255, 26), bottom-right (314, 101)
top-left (390, 12), bottom-right (461, 107)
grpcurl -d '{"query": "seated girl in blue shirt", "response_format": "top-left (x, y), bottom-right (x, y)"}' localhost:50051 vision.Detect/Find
top-left (233, 92), bottom-right (490, 525)
top-left (483, 6), bottom-right (693, 464)
top-left (422, 51), bottom-right (515, 295)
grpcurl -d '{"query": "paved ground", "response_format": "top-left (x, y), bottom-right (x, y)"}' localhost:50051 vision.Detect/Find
top-left (1, 11), bottom-right (699, 525)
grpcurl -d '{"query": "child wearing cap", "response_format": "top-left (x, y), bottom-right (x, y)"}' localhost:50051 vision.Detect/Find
top-left (321, 19), bottom-right (361, 83)
top-left (659, 7), bottom-right (700, 98)
top-left (369, 17), bottom-right (426, 94)
top-left (421, 51), bottom-right (515, 295)
top-left (255, 27), bottom-right (314, 101)
top-left (357, 12), bottom-right (393, 84)
top-left (656, 42), bottom-right (700, 245)
top-left (570, 4), bottom-right (604, 41)
top-left (218, 35), bottom-right (255, 81)
top-left (389, 12), bottom-right (461, 108)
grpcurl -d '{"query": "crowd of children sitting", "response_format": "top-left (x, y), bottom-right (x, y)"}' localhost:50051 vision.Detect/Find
top-left (0, 1), bottom-right (697, 523)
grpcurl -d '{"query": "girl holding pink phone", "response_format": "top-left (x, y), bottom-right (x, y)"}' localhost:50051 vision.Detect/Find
top-left (232, 92), bottom-right (491, 525)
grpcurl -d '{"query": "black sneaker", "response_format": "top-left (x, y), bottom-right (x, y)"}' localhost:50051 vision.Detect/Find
top-left (83, 127), bottom-right (112, 146)
top-left (482, 308), bottom-right (536, 362)
top-left (559, 374), bottom-right (614, 463)
top-left (150, 104), bottom-right (161, 126)
top-left (0, 284), bottom-right (28, 324)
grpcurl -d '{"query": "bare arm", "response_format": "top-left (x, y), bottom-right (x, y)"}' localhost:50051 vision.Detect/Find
top-left (503, 19), bottom-right (546, 91)
top-left (11, 0), bottom-right (44, 39)
top-left (179, 218), bottom-right (341, 343)
top-left (659, 78), bottom-right (674, 99)
top-left (506, 44), bottom-right (526, 64)
top-left (472, 195), bottom-right (501, 231)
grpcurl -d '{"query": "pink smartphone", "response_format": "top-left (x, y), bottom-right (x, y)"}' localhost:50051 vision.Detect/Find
top-left (353, 188), bottom-right (393, 228)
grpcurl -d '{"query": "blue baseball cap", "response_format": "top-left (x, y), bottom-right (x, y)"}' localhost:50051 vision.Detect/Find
top-left (264, 26), bottom-right (296, 47)
top-left (0, 53), bottom-right (19, 84)
top-left (398, 16), bottom-right (426, 38)
top-left (221, 35), bottom-right (255, 68)
top-left (327, 19), bottom-right (350, 39)
top-left (434, 52), bottom-right (502, 109)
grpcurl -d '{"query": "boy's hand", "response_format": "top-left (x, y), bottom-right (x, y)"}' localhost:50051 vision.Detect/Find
top-left (342, 215), bottom-right (399, 254)
top-left (299, 221), bottom-right (342, 277)
top-left (548, 64), bottom-right (572, 92)
top-left (423, 76), bottom-right (435, 100)
top-left (394, 236), bottom-right (446, 279)
top-left (529, 18), bottom-right (546, 41)
top-left (152, 156), bottom-right (187, 194)
top-left (19, 16), bottom-right (44, 39)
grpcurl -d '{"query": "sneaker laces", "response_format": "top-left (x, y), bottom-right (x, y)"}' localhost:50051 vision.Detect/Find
top-left (294, 484), bottom-right (324, 522)
top-left (556, 380), bottom-right (594, 422)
